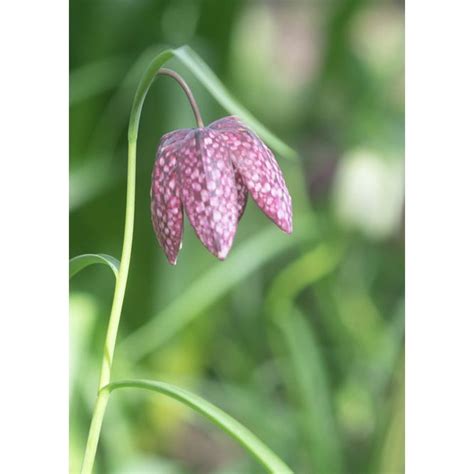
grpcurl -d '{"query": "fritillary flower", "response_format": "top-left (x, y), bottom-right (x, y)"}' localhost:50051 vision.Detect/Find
top-left (150, 70), bottom-right (292, 265)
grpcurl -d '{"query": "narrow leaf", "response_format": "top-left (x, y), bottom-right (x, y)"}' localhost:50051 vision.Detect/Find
top-left (105, 379), bottom-right (293, 474)
top-left (69, 253), bottom-right (120, 279)
top-left (173, 46), bottom-right (297, 160)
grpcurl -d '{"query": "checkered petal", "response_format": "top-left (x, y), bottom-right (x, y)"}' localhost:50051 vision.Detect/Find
top-left (214, 124), bottom-right (292, 233)
top-left (178, 129), bottom-right (239, 259)
top-left (150, 132), bottom-right (185, 265)
top-left (210, 117), bottom-right (248, 219)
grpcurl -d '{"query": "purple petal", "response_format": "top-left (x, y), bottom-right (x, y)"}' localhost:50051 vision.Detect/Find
top-left (218, 129), bottom-right (293, 233)
top-left (151, 137), bottom-right (184, 265)
top-left (178, 130), bottom-right (239, 259)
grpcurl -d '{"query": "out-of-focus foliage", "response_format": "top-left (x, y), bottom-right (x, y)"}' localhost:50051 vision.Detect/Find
top-left (70, 0), bottom-right (404, 473)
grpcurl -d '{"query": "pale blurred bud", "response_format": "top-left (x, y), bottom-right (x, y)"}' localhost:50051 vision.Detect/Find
top-left (333, 149), bottom-right (404, 240)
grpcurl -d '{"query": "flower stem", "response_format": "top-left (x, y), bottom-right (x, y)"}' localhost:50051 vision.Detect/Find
top-left (80, 140), bottom-right (136, 474)
top-left (80, 389), bottom-right (110, 473)
top-left (80, 49), bottom-right (177, 474)
top-left (157, 68), bottom-right (204, 128)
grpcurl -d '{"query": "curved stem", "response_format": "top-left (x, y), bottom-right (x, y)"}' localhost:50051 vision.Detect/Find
top-left (80, 141), bottom-right (136, 474)
top-left (80, 49), bottom-right (177, 474)
top-left (158, 68), bottom-right (204, 128)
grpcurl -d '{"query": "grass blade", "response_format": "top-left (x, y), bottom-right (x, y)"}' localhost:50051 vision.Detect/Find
top-left (105, 379), bottom-right (293, 474)
top-left (173, 45), bottom-right (297, 160)
top-left (69, 253), bottom-right (120, 279)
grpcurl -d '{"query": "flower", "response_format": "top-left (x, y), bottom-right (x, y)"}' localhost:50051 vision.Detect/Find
top-left (151, 116), bottom-right (292, 264)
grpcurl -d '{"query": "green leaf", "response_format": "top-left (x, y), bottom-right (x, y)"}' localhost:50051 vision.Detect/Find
top-left (172, 46), bottom-right (297, 160)
top-left (119, 214), bottom-right (318, 362)
top-left (69, 253), bottom-right (120, 279)
top-left (105, 379), bottom-right (293, 474)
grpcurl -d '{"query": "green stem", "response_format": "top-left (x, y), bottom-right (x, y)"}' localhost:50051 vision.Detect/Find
top-left (80, 390), bottom-right (110, 473)
top-left (80, 50), bottom-right (176, 474)
top-left (101, 141), bottom-right (136, 389)
top-left (80, 141), bottom-right (136, 474)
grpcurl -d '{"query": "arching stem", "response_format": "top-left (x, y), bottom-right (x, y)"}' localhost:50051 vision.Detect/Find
top-left (158, 68), bottom-right (204, 128)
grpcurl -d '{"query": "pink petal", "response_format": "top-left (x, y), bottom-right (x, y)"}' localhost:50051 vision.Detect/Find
top-left (211, 117), bottom-right (251, 220)
top-left (178, 130), bottom-right (239, 259)
top-left (151, 136), bottom-right (185, 265)
top-left (219, 129), bottom-right (293, 233)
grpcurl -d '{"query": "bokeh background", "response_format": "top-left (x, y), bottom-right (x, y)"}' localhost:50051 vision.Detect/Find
top-left (70, 0), bottom-right (404, 472)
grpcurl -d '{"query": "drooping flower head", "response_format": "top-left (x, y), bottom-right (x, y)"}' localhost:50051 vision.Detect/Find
top-left (151, 116), bottom-right (292, 264)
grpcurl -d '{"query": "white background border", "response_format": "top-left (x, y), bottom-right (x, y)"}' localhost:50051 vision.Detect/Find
top-left (0, 0), bottom-right (68, 472)
top-left (406, 0), bottom-right (474, 472)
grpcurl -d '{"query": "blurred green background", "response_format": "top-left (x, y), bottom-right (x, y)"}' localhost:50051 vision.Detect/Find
top-left (70, 0), bottom-right (404, 473)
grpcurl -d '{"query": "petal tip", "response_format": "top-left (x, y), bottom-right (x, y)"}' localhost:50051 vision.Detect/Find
top-left (276, 219), bottom-right (293, 234)
top-left (216, 247), bottom-right (230, 260)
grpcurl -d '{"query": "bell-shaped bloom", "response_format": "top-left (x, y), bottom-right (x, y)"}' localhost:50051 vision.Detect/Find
top-left (151, 116), bottom-right (292, 264)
